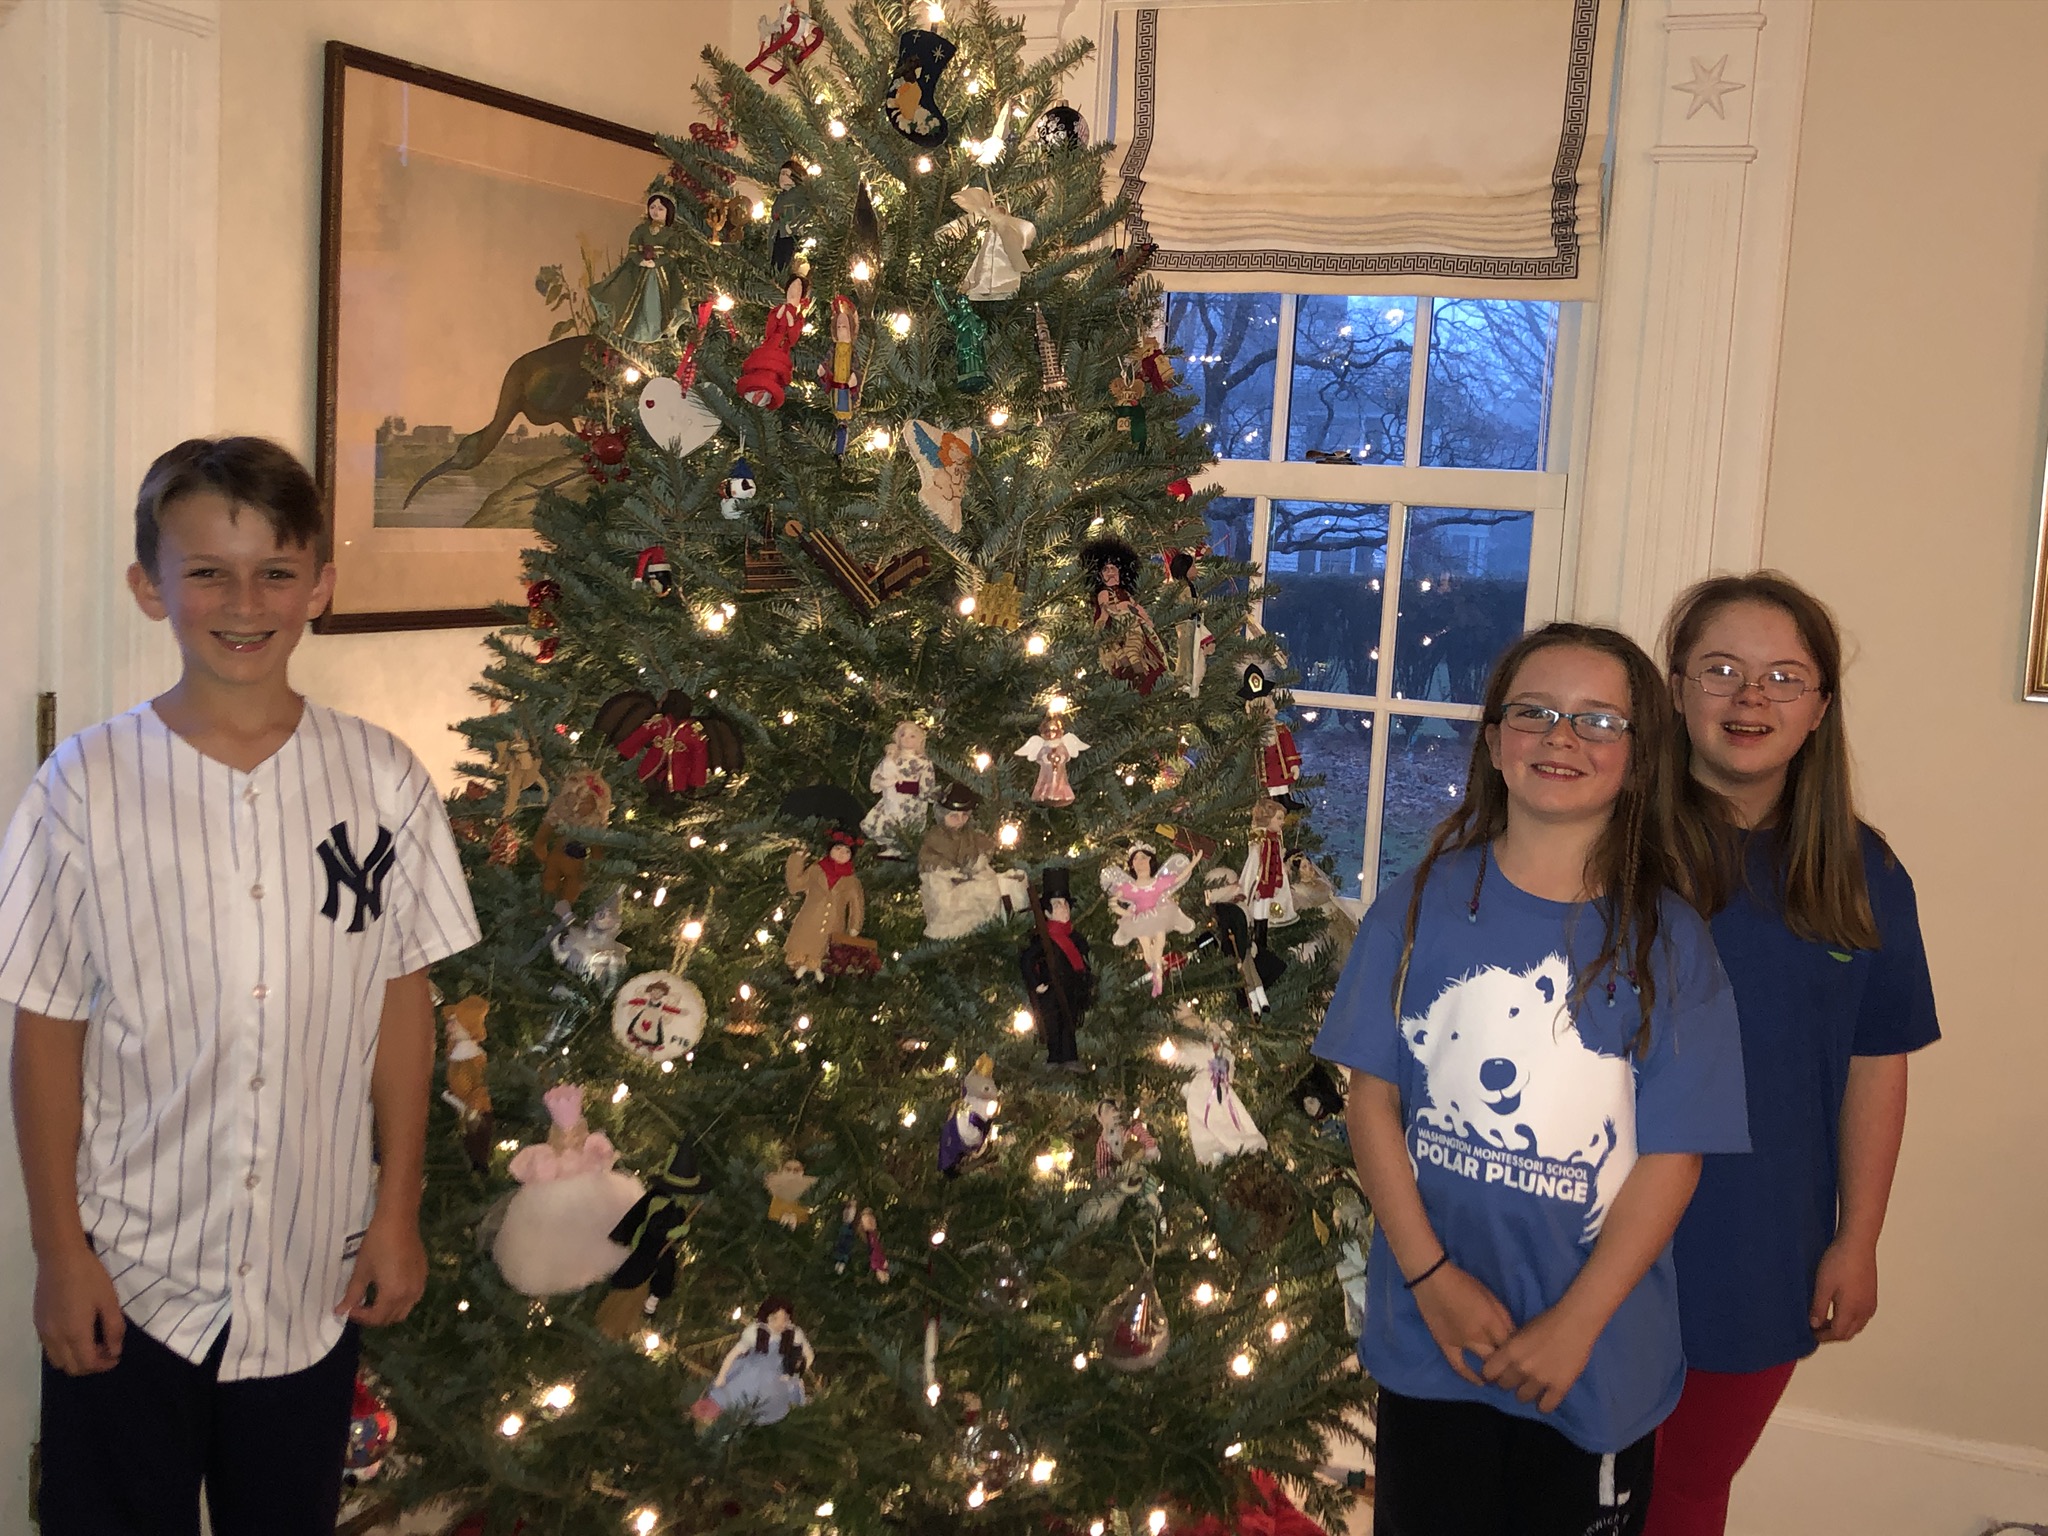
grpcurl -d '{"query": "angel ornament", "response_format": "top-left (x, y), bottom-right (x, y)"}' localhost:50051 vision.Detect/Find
top-left (903, 420), bottom-right (979, 533)
top-left (862, 720), bottom-right (938, 855)
top-left (918, 781), bottom-right (1026, 939)
top-left (1015, 711), bottom-right (1088, 806)
top-left (1101, 842), bottom-right (1197, 997)
top-left (1082, 537), bottom-right (1169, 696)
top-left (1171, 1005), bottom-right (1268, 1166)
top-left (942, 187), bottom-right (1035, 301)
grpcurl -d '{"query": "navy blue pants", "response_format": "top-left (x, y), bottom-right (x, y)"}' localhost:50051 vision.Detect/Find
top-left (38, 1317), bottom-right (359, 1536)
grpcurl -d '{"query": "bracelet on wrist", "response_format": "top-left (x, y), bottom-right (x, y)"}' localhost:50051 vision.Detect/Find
top-left (1402, 1252), bottom-right (1450, 1291)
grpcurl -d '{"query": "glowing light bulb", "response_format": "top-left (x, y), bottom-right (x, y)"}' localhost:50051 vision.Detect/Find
top-left (967, 1484), bottom-right (986, 1510)
top-left (660, 1060), bottom-right (675, 1073)
top-left (972, 751), bottom-right (991, 772)
top-left (816, 1503), bottom-right (835, 1519)
top-left (756, 928), bottom-right (771, 945)
top-left (1026, 634), bottom-right (1048, 656)
top-left (780, 710), bottom-right (797, 724)
top-left (916, 155), bottom-right (933, 173)
top-left (958, 595), bottom-right (977, 616)
top-left (622, 367), bottom-right (642, 385)
top-left (611, 1082), bottom-right (629, 1105)
top-left (796, 1014), bottom-right (811, 1030)
top-left (998, 822), bottom-right (1020, 848)
top-left (1035, 1152), bottom-right (1056, 1174)
top-left (931, 1229), bottom-right (947, 1246)
top-left (901, 1109), bottom-right (918, 1127)
top-left (688, 835), bottom-right (705, 848)
top-left (987, 406), bottom-right (1010, 428)
top-left (704, 609), bottom-right (726, 632)
top-left (889, 312), bottom-right (912, 338)
top-left (1269, 1319), bottom-right (1290, 1343)
top-left (926, 2), bottom-right (943, 20)
top-left (1263, 1286), bottom-right (1279, 1307)
top-left (1150, 1511), bottom-right (1169, 1535)
top-left (927, 1382), bottom-right (942, 1404)
top-left (1031, 1459), bottom-right (1056, 1483)
top-left (1045, 693), bottom-right (1070, 713)
top-left (1225, 1442), bottom-right (1244, 1458)
top-left (751, 200), bottom-right (767, 220)
top-left (1012, 1008), bottom-right (1034, 1034)
top-left (632, 1511), bottom-right (658, 1536)
top-left (943, 1054), bottom-right (958, 1071)
top-left (850, 257), bottom-right (873, 282)
top-left (499, 1412), bottom-right (523, 1436)
top-left (868, 426), bottom-right (893, 451)
top-left (806, 162), bottom-right (822, 176)
top-left (738, 984), bottom-right (753, 1001)
top-left (681, 919), bottom-right (704, 941)
top-left (652, 886), bottom-right (667, 907)
top-left (541, 1383), bottom-right (575, 1410)
top-left (828, 118), bottom-right (847, 138)
top-left (1230, 1352), bottom-right (1254, 1378)
top-left (713, 293), bottom-right (734, 313)
top-left (1073, 1352), bottom-right (1089, 1370)
top-left (1092, 1523), bottom-right (1107, 1536)
top-left (966, 78), bottom-right (983, 96)
top-left (643, 1331), bottom-right (662, 1353)
top-left (1158, 1039), bottom-right (1178, 1063)
top-left (1193, 1282), bottom-right (1216, 1307)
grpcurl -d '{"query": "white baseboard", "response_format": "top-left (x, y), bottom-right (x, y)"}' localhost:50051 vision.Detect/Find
top-left (1729, 1407), bottom-right (2048, 1536)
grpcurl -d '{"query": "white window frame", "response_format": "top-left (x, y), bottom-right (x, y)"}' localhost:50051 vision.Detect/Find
top-left (1165, 288), bottom-right (1599, 898)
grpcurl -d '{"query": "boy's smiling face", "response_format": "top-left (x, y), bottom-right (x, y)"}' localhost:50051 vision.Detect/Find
top-left (127, 489), bottom-right (335, 692)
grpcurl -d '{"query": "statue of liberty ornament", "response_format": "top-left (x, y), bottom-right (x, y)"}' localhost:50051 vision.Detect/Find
top-left (491, 1085), bottom-right (645, 1297)
top-left (692, 1297), bottom-right (814, 1426)
top-left (1092, 1271), bottom-right (1170, 1371)
top-left (932, 282), bottom-right (990, 393)
top-left (719, 455), bottom-right (758, 519)
top-left (1101, 842), bottom-right (1197, 997)
top-left (611, 970), bottom-right (705, 1063)
top-left (939, 1054), bottom-right (999, 1177)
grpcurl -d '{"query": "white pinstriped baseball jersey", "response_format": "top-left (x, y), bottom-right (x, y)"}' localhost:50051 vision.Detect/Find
top-left (0, 701), bottom-right (479, 1380)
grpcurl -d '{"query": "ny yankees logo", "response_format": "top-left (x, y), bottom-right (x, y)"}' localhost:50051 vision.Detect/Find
top-left (317, 822), bottom-right (397, 933)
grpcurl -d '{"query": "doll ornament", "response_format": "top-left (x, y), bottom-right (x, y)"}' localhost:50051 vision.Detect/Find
top-left (1243, 799), bottom-right (1297, 934)
top-left (1082, 537), bottom-right (1169, 695)
top-left (737, 265), bottom-right (812, 408)
top-left (779, 783), bottom-right (873, 981)
top-left (495, 736), bottom-right (547, 817)
top-left (1101, 842), bottom-right (1197, 998)
top-left (1015, 711), bottom-right (1088, 806)
top-left (918, 781), bottom-right (1026, 939)
top-left (833, 1202), bottom-right (891, 1281)
top-left (692, 1297), bottom-right (814, 1427)
top-left (532, 770), bottom-right (612, 904)
top-left (439, 995), bottom-right (493, 1172)
top-left (904, 420), bottom-right (980, 532)
top-left (492, 1085), bottom-right (645, 1298)
top-left (1172, 1005), bottom-right (1268, 1165)
top-left (596, 1142), bottom-right (706, 1338)
top-left (1018, 866), bottom-right (1093, 1070)
top-left (1201, 866), bottom-right (1286, 1016)
top-left (862, 720), bottom-right (938, 855)
top-left (1079, 1099), bottom-right (1161, 1228)
top-left (821, 297), bottom-right (862, 457)
top-left (591, 191), bottom-right (684, 344)
top-left (1240, 664), bottom-right (1305, 808)
top-left (551, 890), bottom-right (630, 989)
top-left (768, 156), bottom-right (811, 271)
top-left (611, 970), bottom-right (706, 1064)
top-left (939, 1055), bottom-right (999, 1177)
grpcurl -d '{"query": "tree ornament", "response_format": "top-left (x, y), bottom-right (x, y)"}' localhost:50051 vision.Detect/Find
top-left (1200, 867), bottom-right (1284, 1016)
top-left (764, 1158), bottom-right (818, 1227)
top-left (746, 4), bottom-right (822, 84)
top-left (1093, 1272), bottom-right (1171, 1371)
top-left (769, 157), bottom-right (812, 271)
top-left (611, 970), bottom-right (706, 1063)
top-left (737, 266), bottom-right (812, 408)
top-left (956, 1394), bottom-right (1026, 1505)
top-left (820, 297), bottom-right (863, 458)
top-left (1015, 710), bottom-right (1088, 805)
top-left (597, 689), bottom-right (745, 804)
top-left (344, 1375), bottom-right (397, 1482)
top-left (919, 781), bottom-right (1026, 939)
top-left (720, 455), bottom-right (759, 519)
top-left (943, 187), bottom-right (1035, 301)
top-left (439, 996), bottom-right (494, 1173)
top-left (1036, 101), bottom-right (1088, 151)
top-left (636, 372), bottom-right (721, 458)
top-left (632, 545), bottom-right (676, 598)
top-left (493, 1085), bottom-right (644, 1296)
top-left (903, 419), bottom-right (980, 531)
top-left (939, 1054), bottom-right (999, 1177)
top-left (1080, 1099), bottom-right (1162, 1227)
top-left (1019, 867), bottom-right (1092, 1069)
top-left (1032, 303), bottom-right (1069, 401)
top-left (1287, 855), bottom-right (1362, 964)
top-left (778, 784), bottom-right (871, 982)
top-left (596, 1142), bottom-right (706, 1337)
top-left (883, 27), bottom-right (958, 148)
top-left (1101, 843), bottom-right (1197, 998)
top-left (494, 735), bottom-right (548, 816)
top-left (577, 422), bottom-right (632, 482)
top-left (590, 192), bottom-right (685, 345)
top-left (1243, 798), bottom-right (1296, 932)
top-left (1134, 333), bottom-right (1177, 394)
top-left (693, 1298), bottom-right (814, 1426)
top-left (525, 580), bottom-right (562, 663)
top-left (1093, 1099), bottom-right (1160, 1181)
top-left (1240, 665), bottom-right (1305, 808)
top-left (1108, 375), bottom-right (1148, 450)
top-left (1171, 1006), bottom-right (1268, 1165)
top-left (1083, 536), bottom-right (1169, 695)
top-left (550, 889), bottom-right (631, 989)
top-left (972, 572), bottom-right (1022, 629)
top-left (532, 770), bottom-right (611, 904)
top-left (703, 189), bottom-right (751, 246)
top-left (931, 282), bottom-right (989, 392)
top-left (852, 179), bottom-right (884, 268)
top-left (833, 1201), bottom-right (891, 1281)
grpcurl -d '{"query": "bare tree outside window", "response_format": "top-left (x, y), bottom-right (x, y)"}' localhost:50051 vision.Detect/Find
top-left (1287, 296), bottom-right (1413, 463)
top-left (1165, 293), bottom-right (1279, 459)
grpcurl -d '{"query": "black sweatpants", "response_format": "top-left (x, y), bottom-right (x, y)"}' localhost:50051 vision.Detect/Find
top-left (1373, 1386), bottom-right (1656, 1536)
top-left (38, 1317), bottom-right (360, 1536)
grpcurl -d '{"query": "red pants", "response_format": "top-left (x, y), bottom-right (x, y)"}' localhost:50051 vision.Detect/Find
top-left (1642, 1362), bottom-right (1797, 1536)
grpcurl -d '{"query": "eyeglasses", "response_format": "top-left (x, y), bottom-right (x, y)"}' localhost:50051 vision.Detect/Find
top-left (1685, 664), bottom-right (1821, 703)
top-left (1498, 703), bottom-right (1631, 744)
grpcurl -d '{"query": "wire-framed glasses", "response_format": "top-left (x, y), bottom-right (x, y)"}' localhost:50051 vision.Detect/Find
top-left (1685, 663), bottom-right (1821, 703)
top-left (1498, 704), bottom-right (1632, 744)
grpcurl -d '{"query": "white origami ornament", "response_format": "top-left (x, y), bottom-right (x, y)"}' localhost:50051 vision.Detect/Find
top-left (944, 187), bottom-right (1035, 301)
top-left (637, 374), bottom-right (721, 457)
top-left (903, 420), bottom-right (980, 533)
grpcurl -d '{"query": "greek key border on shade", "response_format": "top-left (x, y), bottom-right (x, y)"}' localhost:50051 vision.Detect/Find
top-left (1116, 0), bottom-right (1601, 281)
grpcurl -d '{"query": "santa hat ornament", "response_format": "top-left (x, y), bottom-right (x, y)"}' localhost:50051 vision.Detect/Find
top-left (633, 546), bottom-right (675, 598)
top-left (883, 27), bottom-right (957, 148)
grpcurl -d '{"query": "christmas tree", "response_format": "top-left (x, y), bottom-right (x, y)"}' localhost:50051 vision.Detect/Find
top-left (375, 5), bottom-right (1372, 1532)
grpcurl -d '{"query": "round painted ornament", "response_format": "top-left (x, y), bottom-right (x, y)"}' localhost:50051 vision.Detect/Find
top-left (344, 1374), bottom-right (397, 1481)
top-left (612, 969), bottom-right (706, 1063)
top-left (637, 375), bottom-right (721, 457)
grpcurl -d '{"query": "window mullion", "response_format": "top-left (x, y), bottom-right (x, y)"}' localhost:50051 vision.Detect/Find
top-left (1361, 501), bottom-right (1411, 897)
top-left (1270, 294), bottom-right (1298, 464)
top-left (1248, 495), bottom-right (1272, 634)
top-left (1403, 298), bottom-right (1433, 469)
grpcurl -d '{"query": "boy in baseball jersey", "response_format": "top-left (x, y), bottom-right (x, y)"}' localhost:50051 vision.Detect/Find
top-left (0, 438), bottom-right (481, 1534)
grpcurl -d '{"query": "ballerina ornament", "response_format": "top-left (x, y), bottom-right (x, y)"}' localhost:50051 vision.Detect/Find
top-left (1100, 841), bottom-right (1196, 997)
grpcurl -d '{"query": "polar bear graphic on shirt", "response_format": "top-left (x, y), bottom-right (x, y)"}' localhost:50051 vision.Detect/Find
top-left (1401, 954), bottom-right (1636, 1243)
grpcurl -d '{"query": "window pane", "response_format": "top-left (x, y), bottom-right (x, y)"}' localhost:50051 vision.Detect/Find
top-left (1262, 500), bottom-right (1389, 696)
top-left (1199, 496), bottom-right (1255, 600)
top-left (1297, 706), bottom-right (1373, 902)
top-left (1287, 296), bottom-right (1415, 464)
top-left (1379, 715), bottom-right (1478, 889)
top-left (1392, 508), bottom-right (1533, 707)
top-left (1165, 292), bottom-right (1280, 460)
top-left (1420, 298), bottom-right (1560, 470)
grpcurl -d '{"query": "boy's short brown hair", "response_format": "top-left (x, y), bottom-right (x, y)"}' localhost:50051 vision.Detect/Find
top-left (134, 437), bottom-right (327, 577)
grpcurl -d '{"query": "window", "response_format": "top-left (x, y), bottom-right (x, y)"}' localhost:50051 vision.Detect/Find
top-left (1165, 292), bottom-right (1581, 900)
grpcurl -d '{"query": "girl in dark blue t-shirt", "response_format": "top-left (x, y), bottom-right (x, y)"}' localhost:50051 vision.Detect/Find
top-left (1643, 574), bottom-right (1940, 1536)
top-left (1316, 624), bottom-right (1748, 1536)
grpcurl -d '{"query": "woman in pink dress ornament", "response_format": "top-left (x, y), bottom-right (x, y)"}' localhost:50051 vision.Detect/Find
top-left (1015, 710), bottom-right (1088, 805)
top-left (1100, 841), bottom-right (1197, 996)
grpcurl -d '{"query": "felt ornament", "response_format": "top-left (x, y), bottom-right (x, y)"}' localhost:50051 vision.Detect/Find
top-left (903, 420), bottom-right (979, 532)
top-left (832, 1202), bottom-right (891, 1281)
top-left (1287, 854), bottom-right (1362, 965)
top-left (438, 996), bottom-right (494, 1172)
top-left (862, 719), bottom-right (937, 855)
top-left (768, 157), bottom-right (811, 272)
top-left (1108, 375), bottom-right (1148, 450)
top-left (1036, 101), bottom-right (1088, 151)
top-left (764, 1158), bottom-right (817, 1227)
top-left (532, 770), bottom-right (612, 904)
top-left (551, 890), bottom-right (631, 989)
top-left (1243, 798), bottom-right (1296, 932)
top-left (851, 180), bottom-right (884, 268)
top-left (919, 781), bottom-right (1026, 940)
top-left (1201, 866), bottom-right (1285, 1016)
top-left (597, 1142), bottom-right (706, 1337)
top-left (746, 4), bottom-right (822, 83)
top-left (577, 423), bottom-right (632, 483)
top-left (883, 27), bottom-right (957, 148)
top-left (1171, 1005), bottom-right (1268, 1165)
top-left (943, 187), bottom-right (1035, 302)
top-left (720, 455), bottom-right (758, 519)
top-left (492, 1084), bottom-right (645, 1297)
top-left (939, 1054), bottom-right (999, 1177)
top-left (778, 784), bottom-right (870, 983)
top-left (1018, 866), bottom-right (1093, 1069)
top-left (820, 297), bottom-right (863, 458)
top-left (1093, 1272), bottom-right (1170, 1371)
top-left (1083, 536), bottom-right (1169, 695)
top-left (1101, 842), bottom-right (1196, 998)
top-left (1014, 711), bottom-right (1088, 806)
top-left (1031, 304), bottom-right (1069, 401)
top-left (344, 1374), bottom-right (397, 1482)
top-left (1240, 665), bottom-right (1305, 807)
top-left (972, 572), bottom-right (1022, 629)
top-left (737, 267), bottom-right (812, 408)
top-left (1134, 333), bottom-right (1176, 394)
top-left (931, 282), bottom-right (989, 392)
top-left (493, 736), bottom-right (548, 817)
top-left (596, 688), bottom-right (745, 803)
top-left (611, 970), bottom-right (706, 1063)
top-left (636, 374), bottom-right (721, 457)
top-left (692, 1298), bottom-right (813, 1426)
top-left (632, 545), bottom-right (676, 598)
top-left (525, 580), bottom-right (562, 663)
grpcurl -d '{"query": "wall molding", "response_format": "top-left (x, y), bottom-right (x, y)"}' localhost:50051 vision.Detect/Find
top-left (1769, 1406), bottom-right (2048, 1477)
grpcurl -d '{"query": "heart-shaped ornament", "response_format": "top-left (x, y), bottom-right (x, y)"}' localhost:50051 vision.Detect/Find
top-left (637, 375), bottom-right (720, 457)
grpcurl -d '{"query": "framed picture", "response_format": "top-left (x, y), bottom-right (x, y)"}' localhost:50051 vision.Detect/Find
top-left (2030, 448), bottom-right (2048, 702)
top-left (314, 43), bottom-right (670, 632)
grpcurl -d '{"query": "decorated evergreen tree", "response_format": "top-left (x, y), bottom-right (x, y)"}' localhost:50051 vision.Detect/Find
top-left (371, 5), bottom-right (1372, 1531)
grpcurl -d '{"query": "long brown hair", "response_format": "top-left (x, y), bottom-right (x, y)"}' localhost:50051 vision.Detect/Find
top-left (1661, 572), bottom-right (1881, 951)
top-left (1393, 624), bottom-right (1681, 1054)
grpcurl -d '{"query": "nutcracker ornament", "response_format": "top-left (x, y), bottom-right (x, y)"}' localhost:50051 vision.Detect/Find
top-left (1240, 664), bottom-right (1305, 807)
top-left (596, 1141), bottom-right (707, 1338)
top-left (438, 995), bottom-right (493, 1172)
top-left (903, 420), bottom-right (979, 532)
top-left (1101, 842), bottom-right (1197, 998)
top-left (882, 26), bottom-right (958, 148)
top-left (820, 296), bottom-right (863, 457)
top-left (1083, 536), bottom-right (1169, 695)
top-left (1017, 866), bottom-right (1093, 1069)
top-left (939, 1054), bottom-right (999, 1177)
top-left (692, 1298), bottom-right (814, 1426)
top-left (1243, 798), bottom-right (1296, 934)
top-left (596, 688), bottom-right (745, 805)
